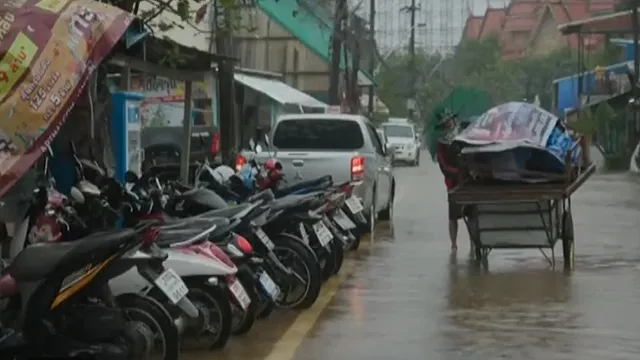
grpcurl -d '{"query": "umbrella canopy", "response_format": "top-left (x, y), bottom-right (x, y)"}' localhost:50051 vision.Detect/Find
top-left (424, 86), bottom-right (492, 159)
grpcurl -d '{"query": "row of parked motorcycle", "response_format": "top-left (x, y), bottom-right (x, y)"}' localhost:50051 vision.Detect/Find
top-left (0, 139), bottom-right (369, 359)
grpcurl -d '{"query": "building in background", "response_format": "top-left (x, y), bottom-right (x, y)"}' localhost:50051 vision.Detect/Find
top-left (232, 0), bottom-right (376, 103)
top-left (461, 0), bottom-right (617, 60)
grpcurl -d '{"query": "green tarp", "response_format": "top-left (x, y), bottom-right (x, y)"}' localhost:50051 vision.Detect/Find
top-left (424, 86), bottom-right (492, 159)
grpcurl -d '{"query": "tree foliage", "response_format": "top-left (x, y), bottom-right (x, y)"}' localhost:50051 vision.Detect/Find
top-left (375, 35), bottom-right (622, 122)
top-left (108, 0), bottom-right (247, 36)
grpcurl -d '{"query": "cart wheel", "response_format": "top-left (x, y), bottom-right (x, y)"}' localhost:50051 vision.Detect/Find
top-left (561, 211), bottom-right (574, 270)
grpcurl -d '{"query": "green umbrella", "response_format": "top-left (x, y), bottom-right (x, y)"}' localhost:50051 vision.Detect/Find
top-left (424, 87), bottom-right (492, 159)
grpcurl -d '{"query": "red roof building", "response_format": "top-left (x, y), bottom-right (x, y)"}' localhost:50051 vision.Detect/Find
top-left (479, 8), bottom-right (507, 39)
top-left (462, 15), bottom-right (483, 40)
top-left (460, 0), bottom-right (619, 60)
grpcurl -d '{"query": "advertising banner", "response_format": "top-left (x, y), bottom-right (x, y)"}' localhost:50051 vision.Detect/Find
top-left (0, 0), bottom-right (133, 197)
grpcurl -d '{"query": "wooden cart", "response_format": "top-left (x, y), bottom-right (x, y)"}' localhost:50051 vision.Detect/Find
top-left (448, 137), bottom-right (595, 269)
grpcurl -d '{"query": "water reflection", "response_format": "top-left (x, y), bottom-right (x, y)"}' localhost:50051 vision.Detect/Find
top-left (443, 255), bottom-right (576, 357)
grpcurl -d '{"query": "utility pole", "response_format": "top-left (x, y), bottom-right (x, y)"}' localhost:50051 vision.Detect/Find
top-left (214, 0), bottom-right (237, 165)
top-left (349, 15), bottom-right (362, 114)
top-left (329, 0), bottom-right (347, 105)
top-left (367, 0), bottom-right (375, 115)
top-left (632, 2), bottom-right (639, 148)
top-left (408, 0), bottom-right (417, 121)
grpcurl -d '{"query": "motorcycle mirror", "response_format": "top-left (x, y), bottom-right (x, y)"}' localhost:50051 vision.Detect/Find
top-left (70, 186), bottom-right (85, 204)
top-left (249, 138), bottom-right (256, 152)
top-left (124, 170), bottom-right (139, 184)
top-left (255, 144), bottom-right (263, 153)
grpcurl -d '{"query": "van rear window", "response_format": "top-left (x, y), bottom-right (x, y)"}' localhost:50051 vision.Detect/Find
top-left (273, 119), bottom-right (364, 150)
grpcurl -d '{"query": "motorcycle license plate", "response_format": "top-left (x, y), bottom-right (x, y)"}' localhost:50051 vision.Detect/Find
top-left (255, 227), bottom-right (275, 250)
top-left (258, 272), bottom-right (280, 300)
top-left (228, 279), bottom-right (251, 311)
top-left (345, 196), bottom-right (364, 214)
top-left (154, 268), bottom-right (189, 305)
top-left (313, 221), bottom-right (333, 247)
top-left (333, 209), bottom-right (357, 230)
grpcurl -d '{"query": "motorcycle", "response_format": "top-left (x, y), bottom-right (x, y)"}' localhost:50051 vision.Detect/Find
top-left (210, 139), bottom-right (361, 280)
top-left (0, 219), bottom-right (181, 359)
top-left (118, 174), bottom-right (257, 340)
top-left (14, 144), bottom-right (239, 351)
top-left (128, 168), bottom-right (322, 310)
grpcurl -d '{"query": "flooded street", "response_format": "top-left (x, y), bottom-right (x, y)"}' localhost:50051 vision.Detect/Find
top-left (196, 152), bottom-right (640, 360)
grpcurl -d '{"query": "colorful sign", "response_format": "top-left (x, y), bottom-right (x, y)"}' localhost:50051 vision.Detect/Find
top-left (455, 102), bottom-right (558, 148)
top-left (0, 0), bottom-right (133, 197)
top-left (129, 75), bottom-right (214, 127)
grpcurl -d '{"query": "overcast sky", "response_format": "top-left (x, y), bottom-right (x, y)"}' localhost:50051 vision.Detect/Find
top-left (353, 0), bottom-right (510, 52)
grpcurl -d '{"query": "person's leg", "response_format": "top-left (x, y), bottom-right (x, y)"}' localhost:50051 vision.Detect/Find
top-left (448, 220), bottom-right (458, 250)
top-left (448, 202), bottom-right (460, 250)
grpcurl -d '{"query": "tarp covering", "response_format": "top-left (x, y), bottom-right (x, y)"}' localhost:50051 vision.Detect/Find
top-left (454, 102), bottom-right (582, 182)
top-left (424, 86), bottom-right (492, 159)
top-left (0, 0), bottom-right (132, 198)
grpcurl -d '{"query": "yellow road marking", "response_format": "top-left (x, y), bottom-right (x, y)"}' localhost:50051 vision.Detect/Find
top-left (264, 238), bottom-right (369, 360)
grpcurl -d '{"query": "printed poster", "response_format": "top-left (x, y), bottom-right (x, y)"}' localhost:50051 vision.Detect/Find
top-left (0, 0), bottom-right (132, 197)
top-left (129, 75), bottom-right (214, 127)
top-left (455, 102), bottom-right (558, 148)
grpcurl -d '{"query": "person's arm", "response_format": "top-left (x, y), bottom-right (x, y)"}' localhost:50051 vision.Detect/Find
top-left (436, 144), bottom-right (458, 178)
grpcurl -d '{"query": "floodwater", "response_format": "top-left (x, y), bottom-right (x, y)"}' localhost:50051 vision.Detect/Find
top-left (190, 151), bottom-right (640, 360)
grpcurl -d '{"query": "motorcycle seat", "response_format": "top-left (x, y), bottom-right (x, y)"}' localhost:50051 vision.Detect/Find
top-left (9, 229), bottom-right (137, 281)
top-left (270, 194), bottom-right (316, 211)
top-left (196, 204), bottom-right (252, 219)
top-left (274, 175), bottom-right (333, 197)
top-left (156, 218), bottom-right (230, 247)
top-left (159, 217), bottom-right (227, 230)
top-left (246, 189), bottom-right (275, 204)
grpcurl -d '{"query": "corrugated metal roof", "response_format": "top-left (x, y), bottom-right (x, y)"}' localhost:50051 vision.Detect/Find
top-left (559, 8), bottom-right (640, 34)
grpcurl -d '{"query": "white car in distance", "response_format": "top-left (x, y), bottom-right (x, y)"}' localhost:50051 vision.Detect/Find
top-left (381, 122), bottom-right (420, 166)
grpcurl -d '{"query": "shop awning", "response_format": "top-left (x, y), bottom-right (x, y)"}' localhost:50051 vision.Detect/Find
top-left (234, 73), bottom-right (328, 109)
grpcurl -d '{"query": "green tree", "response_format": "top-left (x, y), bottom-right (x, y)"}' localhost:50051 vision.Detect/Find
top-left (377, 36), bottom-right (592, 119)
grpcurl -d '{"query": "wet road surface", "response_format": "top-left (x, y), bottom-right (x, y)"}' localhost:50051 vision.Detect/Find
top-left (193, 153), bottom-right (640, 360)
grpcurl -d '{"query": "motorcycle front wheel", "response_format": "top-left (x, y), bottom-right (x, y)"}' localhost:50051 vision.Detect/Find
top-left (271, 234), bottom-right (322, 309)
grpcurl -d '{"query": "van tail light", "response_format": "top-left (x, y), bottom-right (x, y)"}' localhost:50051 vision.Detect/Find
top-left (350, 156), bottom-right (364, 181)
top-left (235, 155), bottom-right (247, 172)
